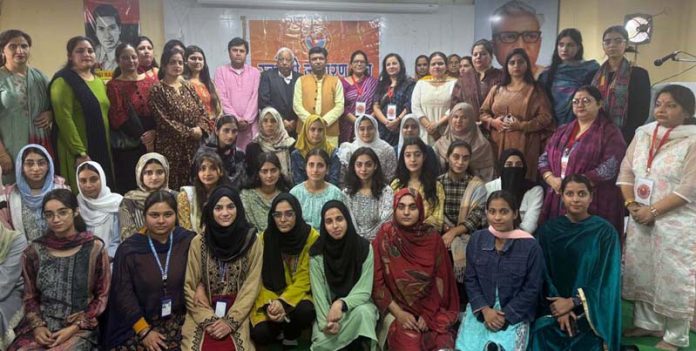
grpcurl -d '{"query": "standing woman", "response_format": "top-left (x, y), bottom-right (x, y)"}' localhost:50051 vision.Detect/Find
top-left (8, 189), bottom-right (110, 350)
top-left (182, 185), bottom-right (262, 350)
top-left (337, 114), bottom-right (397, 183)
top-left (50, 36), bottom-right (114, 191)
top-left (411, 52), bottom-right (457, 144)
top-left (177, 151), bottom-right (230, 234)
top-left (373, 53), bottom-right (416, 146)
top-left (539, 29), bottom-right (599, 126)
top-left (241, 152), bottom-right (291, 232)
top-left (451, 39), bottom-right (503, 114)
top-left (447, 54), bottom-right (461, 79)
top-left (184, 45), bottom-right (221, 119)
top-left (413, 55), bottom-right (429, 81)
top-left (480, 48), bottom-right (554, 181)
top-left (290, 114), bottom-right (340, 186)
top-left (339, 50), bottom-right (378, 143)
top-left (290, 149), bottom-right (345, 229)
top-left (0, 30), bottom-right (53, 184)
top-left (149, 47), bottom-right (210, 190)
top-left (245, 107), bottom-right (296, 181)
top-left (198, 115), bottom-right (247, 189)
top-left (104, 191), bottom-right (196, 350)
top-left (135, 36), bottom-right (158, 78)
top-left (107, 42), bottom-right (158, 194)
top-left (592, 25), bottom-right (650, 143)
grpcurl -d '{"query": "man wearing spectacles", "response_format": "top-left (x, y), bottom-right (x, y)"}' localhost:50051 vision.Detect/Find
top-left (259, 47), bottom-right (302, 137)
top-left (490, 1), bottom-right (544, 78)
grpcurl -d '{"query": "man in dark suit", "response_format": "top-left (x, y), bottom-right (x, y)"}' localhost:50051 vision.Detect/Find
top-left (259, 47), bottom-right (301, 137)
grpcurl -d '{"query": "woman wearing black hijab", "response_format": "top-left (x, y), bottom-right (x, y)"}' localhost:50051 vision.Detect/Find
top-left (182, 185), bottom-right (263, 350)
top-left (250, 193), bottom-right (319, 347)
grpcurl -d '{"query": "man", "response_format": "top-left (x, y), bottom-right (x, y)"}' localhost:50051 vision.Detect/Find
top-left (259, 47), bottom-right (302, 137)
top-left (490, 1), bottom-right (544, 78)
top-left (91, 4), bottom-right (122, 72)
top-left (214, 37), bottom-right (261, 149)
top-left (293, 46), bottom-right (344, 146)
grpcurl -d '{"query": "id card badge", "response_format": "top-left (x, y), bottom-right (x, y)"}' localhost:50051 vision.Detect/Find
top-left (161, 297), bottom-right (172, 317)
top-left (634, 177), bottom-right (655, 206)
top-left (215, 301), bottom-right (228, 318)
top-left (355, 101), bottom-right (366, 116)
top-left (560, 148), bottom-right (570, 179)
top-left (386, 104), bottom-right (397, 120)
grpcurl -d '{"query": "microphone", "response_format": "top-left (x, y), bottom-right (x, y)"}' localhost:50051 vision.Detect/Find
top-left (654, 51), bottom-right (680, 66)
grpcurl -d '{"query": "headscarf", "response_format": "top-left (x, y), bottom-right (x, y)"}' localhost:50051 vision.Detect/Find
top-left (310, 200), bottom-right (370, 298)
top-left (294, 114), bottom-right (335, 158)
top-left (262, 192), bottom-right (312, 293)
top-left (498, 148), bottom-right (535, 208)
top-left (76, 161), bottom-right (123, 227)
top-left (202, 185), bottom-right (256, 261)
top-left (253, 107), bottom-right (296, 151)
top-left (124, 152), bottom-right (171, 202)
top-left (337, 114), bottom-right (393, 164)
top-left (392, 188), bottom-right (430, 235)
top-left (14, 144), bottom-right (56, 210)
top-left (434, 102), bottom-right (494, 172)
top-left (396, 114), bottom-right (421, 158)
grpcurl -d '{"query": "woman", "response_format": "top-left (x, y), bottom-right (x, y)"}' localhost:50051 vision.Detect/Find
top-left (149, 47), bottom-right (210, 190)
top-left (182, 185), bottom-right (262, 350)
top-left (456, 190), bottom-right (543, 351)
top-left (539, 29), bottom-right (599, 126)
top-left (338, 114), bottom-right (397, 183)
top-left (251, 193), bottom-right (319, 347)
top-left (411, 52), bottom-right (457, 144)
top-left (290, 114), bottom-right (340, 186)
top-left (290, 149), bottom-right (345, 229)
top-left (486, 149), bottom-right (544, 233)
top-left (459, 56), bottom-right (473, 76)
top-left (434, 102), bottom-right (495, 179)
top-left (340, 50), bottom-right (378, 143)
top-left (245, 107), bottom-right (295, 181)
top-left (76, 161), bottom-right (122, 259)
top-left (241, 152), bottom-right (290, 232)
top-left (135, 36), bottom-right (158, 77)
top-left (373, 53), bottom-right (416, 146)
top-left (104, 190), bottom-right (195, 349)
top-left (178, 151), bottom-right (230, 234)
top-left (8, 189), bottom-right (110, 350)
top-left (107, 42), bottom-right (158, 194)
top-left (451, 39), bottom-right (503, 114)
top-left (0, 30), bottom-right (52, 184)
top-left (184, 45), bottom-right (221, 119)
top-left (413, 55), bottom-right (429, 81)
top-left (619, 85), bottom-right (696, 351)
top-left (1, 144), bottom-right (68, 241)
top-left (391, 137), bottom-right (444, 232)
top-left (539, 86), bottom-right (626, 233)
top-left (395, 114), bottom-right (441, 172)
top-left (529, 174), bottom-right (621, 351)
top-left (592, 25), bottom-right (651, 143)
top-left (51, 36), bottom-right (114, 191)
top-left (372, 188), bottom-right (460, 351)
top-left (198, 115), bottom-right (246, 189)
top-left (343, 147), bottom-right (393, 241)
top-left (480, 48), bottom-right (554, 181)
top-left (119, 152), bottom-right (174, 241)
top-left (447, 54), bottom-right (461, 79)
top-left (309, 201), bottom-right (378, 350)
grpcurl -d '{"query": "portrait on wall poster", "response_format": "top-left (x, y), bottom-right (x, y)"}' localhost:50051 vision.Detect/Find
top-left (84, 0), bottom-right (140, 79)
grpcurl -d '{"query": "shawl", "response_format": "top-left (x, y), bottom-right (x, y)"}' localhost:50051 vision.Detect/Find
top-left (262, 192), bottom-right (312, 294)
top-left (591, 58), bottom-right (631, 128)
top-left (76, 161), bottom-right (123, 227)
top-left (434, 102), bottom-right (494, 174)
top-left (124, 152), bottom-right (171, 202)
top-left (310, 200), bottom-right (370, 298)
top-left (295, 114), bottom-right (336, 158)
top-left (202, 185), bottom-right (257, 262)
top-left (337, 114), bottom-right (394, 165)
top-left (448, 174), bottom-right (486, 282)
top-left (33, 230), bottom-right (96, 250)
top-left (539, 60), bottom-right (599, 125)
top-left (488, 225), bottom-right (533, 239)
top-left (254, 106), bottom-right (296, 151)
top-left (14, 144), bottom-right (57, 210)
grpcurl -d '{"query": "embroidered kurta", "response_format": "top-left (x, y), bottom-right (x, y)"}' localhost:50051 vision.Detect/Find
top-left (343, 187), bottom-right (394, 241)
top-left (410, 79), bottom-right (456, 145)
top-left (240, 188), bottom-right (278, 232)
top-left (214, 64), bottom-right (260, 149)
top-left (290, 183), bottom-right (346, 229)
top-left (339, 75), bottom-right (378, 142)
top-left (374, 78), bottom-right (415, 146)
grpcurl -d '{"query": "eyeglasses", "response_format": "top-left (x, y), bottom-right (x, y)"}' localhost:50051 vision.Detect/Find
top-left (494, 31), bottom-right (541, 44)
top-left (602, 38), bottom-right (626, 46)
top-left (571, 97), bottom-right (595, 106)
top-left (43, 208), bottom-right (73, 221)
top-left (272, 210), bottom-right (295, 219)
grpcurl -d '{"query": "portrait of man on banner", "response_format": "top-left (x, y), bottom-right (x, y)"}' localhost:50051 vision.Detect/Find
top-left (84, 0), bottom-right (140, 79)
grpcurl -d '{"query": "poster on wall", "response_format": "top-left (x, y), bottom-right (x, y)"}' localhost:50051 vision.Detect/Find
top-left (474, 0), bottom-right (559, 77)
top-left (84, 0), bottom-right (140, 80)
top-left (249, 17), bottom-right (380, 78)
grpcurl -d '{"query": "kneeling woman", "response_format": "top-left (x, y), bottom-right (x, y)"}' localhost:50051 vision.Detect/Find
top-left (455, 190), bottom-right (543, 351)
top-left (182, 185), bottom-right (263, 350)
top-left (250, 193), bottom-right (319, 347)
top-left (372, 188), bottom-right (459, 351)
top-left (529, 174), bottom-right (621, 351)
top-left (309, 201), bottom-right (378, 350)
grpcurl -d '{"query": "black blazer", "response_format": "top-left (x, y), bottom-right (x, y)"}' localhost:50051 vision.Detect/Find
top-left (259, 68), bottom-right (301, 122)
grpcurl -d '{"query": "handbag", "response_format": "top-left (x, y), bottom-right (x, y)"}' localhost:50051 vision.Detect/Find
top-left (110, 90), bottom-right (145, 150)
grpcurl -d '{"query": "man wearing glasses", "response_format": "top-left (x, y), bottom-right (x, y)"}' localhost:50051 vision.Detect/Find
top-left (490, 1), bottom-right (544, 78)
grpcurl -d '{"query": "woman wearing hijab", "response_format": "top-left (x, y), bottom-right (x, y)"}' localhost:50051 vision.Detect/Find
top-left (246, 107), bottom-right (296, 181)
top-left (196, 115), bottom-right (246, 190)
top-left (182, 185), bottom-right (262, 350)
top-left (309, 201), bottom-right (378, 351)
top-left (290, 114), bottom-right (340, 186)
top-left (337, 114), bottom-right (397, 184)
top-left (394, 114), bottom-right (441, 172)
top-left (372, 188), bottom-right (460, 351)
top-left (251, 193), bottom-right (319, 348)
top-left (76, 161), bottom-right (122, 259)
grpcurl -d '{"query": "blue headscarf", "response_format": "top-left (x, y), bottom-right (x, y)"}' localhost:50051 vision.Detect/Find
top-left (14, 144), bottom-right (56, 210)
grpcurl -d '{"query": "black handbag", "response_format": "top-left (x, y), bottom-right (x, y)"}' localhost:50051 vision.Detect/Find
top-left (110, 91), bottom-right (145, 150)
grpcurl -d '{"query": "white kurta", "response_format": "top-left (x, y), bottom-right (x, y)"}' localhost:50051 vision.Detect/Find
top-left (410, 79), bottom-right (455, 145)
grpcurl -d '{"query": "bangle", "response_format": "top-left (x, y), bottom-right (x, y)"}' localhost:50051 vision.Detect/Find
top-left (543, 173), bottom-right (553, 181)
top-left (624, 200), bottom-right (638, 208)
top-left (138, 327), bottom-right (152, 340)
top-left (649, 206), bottom-right (660, 218)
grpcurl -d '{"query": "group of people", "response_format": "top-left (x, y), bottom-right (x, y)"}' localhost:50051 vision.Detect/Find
top-left (0, 19), bottom-right (694, 351)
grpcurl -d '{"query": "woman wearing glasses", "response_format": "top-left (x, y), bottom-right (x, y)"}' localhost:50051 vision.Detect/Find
top-left (538, 86), bottom-right (626, 234)
top-left (592, 25), bottom-right (650, 143)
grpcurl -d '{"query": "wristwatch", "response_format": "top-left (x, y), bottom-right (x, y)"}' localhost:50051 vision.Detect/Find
top-left (572, 296), bottom-right (582, 307)
top-left (624, 199), bottom-right (638, 208)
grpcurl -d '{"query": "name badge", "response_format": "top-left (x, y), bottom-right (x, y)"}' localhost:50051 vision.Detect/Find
top-left (215, 301), bottom-right (228, 318)
top-left (560, 148), bottom-right (570, 179)
top-left (355, 101), bottom-right (366, 116)
top-left (634, 177), bottom-right (655, 206)
top-left (387, 104), bottom-right (397, 120)
top-left (161, 297), bottom-right (172, 317)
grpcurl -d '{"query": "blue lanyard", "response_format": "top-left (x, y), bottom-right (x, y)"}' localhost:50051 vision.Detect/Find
top-left (148, 233), bottom-right (173, 283)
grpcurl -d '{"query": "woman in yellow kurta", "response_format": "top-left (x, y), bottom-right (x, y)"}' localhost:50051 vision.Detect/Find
top-left (250, 192), bottom-right (319, 347)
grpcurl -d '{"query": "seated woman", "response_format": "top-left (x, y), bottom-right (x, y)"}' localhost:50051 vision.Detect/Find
top-left (290, 114), bottom-right (340, 186)
top-left (1, 144), bottom-right (68, 242)
top-left (76, 161), bottom-right (122, 259)
top-left (241, 152), bottom-right (291, 232)
top-left (177, 151), bottom-right (230, 233)
top-left (251, 193), bottom-right (319, 348)
top-left (245, 107), bottom-right (296, 181)
top-left (182, 185), bottom-right (262, 349)
top-left (394, 114), bottom-right (440, 172)
top-left (104, 190), bottom-right (196, 349)
top-left (391, 137), bottom-right (445, 232)
top-left (337, 115), bottom-right (397, 184)
top-left (197, 115), bottom-right (246, 189)
top-left (486, 149), bottom-right (544, 233)
top-left (529, 174), bottom-right (621, 351)
top-left (372, 188), bottom-right (460, 351)
top-left (342, 147), bottom-right (393, 241)
top-left (290, 149), bottom-right (345, 229)
top-left (8, 189), bottom-right (110, 351)
top-left (309, 201), bottom-right (378, 350)
top-left (455, 190), bottom-right (543, 351)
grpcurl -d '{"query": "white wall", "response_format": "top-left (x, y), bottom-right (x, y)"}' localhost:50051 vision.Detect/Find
top-left (163, 0), bottom-right (475, 76)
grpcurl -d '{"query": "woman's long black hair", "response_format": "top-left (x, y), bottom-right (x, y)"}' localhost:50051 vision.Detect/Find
top-left (395, 137), bottom-right (439, 207)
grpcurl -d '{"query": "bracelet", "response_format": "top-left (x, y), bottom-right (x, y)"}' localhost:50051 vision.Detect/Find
top-left (138, 327), bottom-right (152, 340)
top-left (543, 173), bottom-right (553, 181)
top-left (649, 206), bottom-right (660, 218)
top-left (624, 200), bottom-right (638, 208)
